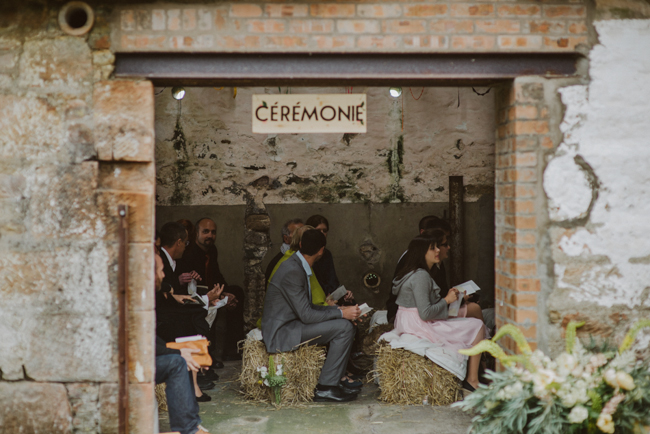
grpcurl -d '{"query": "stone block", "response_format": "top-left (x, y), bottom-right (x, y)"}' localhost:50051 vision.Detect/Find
top-left (94, 80), bottom-right (154, 162)
top-left (66, 383), bottom-right (99, 433)
top-left (245, 214), bottom-right (270, 232)
top-left (0, 242), bottom-right (113, 316)
top-left (99, 383), bottom-right (119, 434)
top-left (18, 37), bottom-right (92, 92)
top-left (25, 163), bottom-right (101, 240)
top-left (129, 382), bottom-right (155, 434)
top-left (24, 314), bottom-right (115, 382)
top-left (128, 310), bottom-right (155, 384)
top-left (128, 243), bottom-right (155, 311)
top-left (0, 94), bottom-right (65, 164)
top-left (97, 191), bottom-right (154, 243)
top-left (98, 162), bottom-right (156, 194)
top-left (0, 382), bottom-right (73, 433)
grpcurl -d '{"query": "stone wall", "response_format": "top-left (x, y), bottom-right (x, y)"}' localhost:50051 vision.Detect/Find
top-left (0, 2), bottom-right (155, 433)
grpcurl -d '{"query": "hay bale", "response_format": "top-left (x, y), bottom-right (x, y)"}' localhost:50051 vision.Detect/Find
top-left (239, 338), bottom-right (326, 406)
top-left (374, 342), bottom-right (460, 406)
top-left (362, 323), bottom-right (395, 356)
top-left (155, 383), bottom-right (168, 413)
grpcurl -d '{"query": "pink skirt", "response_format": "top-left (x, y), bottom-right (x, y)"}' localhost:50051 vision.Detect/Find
top-left (394, 307), bottom-right (488, 361)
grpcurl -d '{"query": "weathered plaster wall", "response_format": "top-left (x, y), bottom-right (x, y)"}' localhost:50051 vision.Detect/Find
top-left (544, 19), bottom-right (650, 353)
top-left (155, 86), bottom-right (496, 205)
top-left (0, 2), bottom-right (155, 433)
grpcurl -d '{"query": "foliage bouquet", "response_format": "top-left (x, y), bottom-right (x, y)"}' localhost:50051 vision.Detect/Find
top-left (257, 355), bottom-right (287, 405)
top-left (454, 320), bottom-right (650, 434)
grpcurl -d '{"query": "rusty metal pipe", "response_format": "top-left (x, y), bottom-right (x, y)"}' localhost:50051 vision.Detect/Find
top-left (449, 177), bottom-right (464, 286)
top-left (117, 205), bottom-right (129, 434)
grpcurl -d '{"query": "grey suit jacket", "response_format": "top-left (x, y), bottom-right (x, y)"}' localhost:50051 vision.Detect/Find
top-left (261, 253), bottom-right (342, 353)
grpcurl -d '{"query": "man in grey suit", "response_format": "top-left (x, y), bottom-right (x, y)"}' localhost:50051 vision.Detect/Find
top-left (262, 229), bottom-right (361, 402)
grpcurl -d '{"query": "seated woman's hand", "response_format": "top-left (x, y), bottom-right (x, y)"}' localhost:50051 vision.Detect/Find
top-left (326, 298), bottom-right (337, 306)
top-left (444, 288), bottom-right (460, 305)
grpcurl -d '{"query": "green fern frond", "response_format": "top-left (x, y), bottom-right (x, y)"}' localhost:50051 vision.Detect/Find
top-left (459, 340), bottom-right (511, 364)
top-left (565, 320), bottom-right (586, 354)
top-left (588, 389), bottom-right (602, 413)
top-left (619, 320), bottom-right (650, 353)
top-left (492, 324), bottom-right (532, 355)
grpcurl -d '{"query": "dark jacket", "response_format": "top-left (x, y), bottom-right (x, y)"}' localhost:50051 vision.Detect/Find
top-left (312, 248), bottom-right (340, 296)
top-left (177, 242), bottom-right (227, 294)
top-left (264, 251), bottom-right (284, 288)
top-left (156, 249), bottom-right (210, 342)
top-left (156, 336), bottom-right (180, 356)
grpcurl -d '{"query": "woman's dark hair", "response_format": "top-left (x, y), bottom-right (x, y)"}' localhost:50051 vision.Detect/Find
top-left (394, 230), bottom-right (446, 280)
top-left (305, 214), bottom-right (329, 231)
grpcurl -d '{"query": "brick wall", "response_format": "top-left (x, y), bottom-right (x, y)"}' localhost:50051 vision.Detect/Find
top-left (112, 1), bottom-right (590, 52)
top-left (494, 77), bottom-right (554, 354)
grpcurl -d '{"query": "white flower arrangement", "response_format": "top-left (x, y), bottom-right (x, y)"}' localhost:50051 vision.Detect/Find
top-left (257, 355), bottom-right (287, 405)
top-left (454, 320), bottom-right (650, 434)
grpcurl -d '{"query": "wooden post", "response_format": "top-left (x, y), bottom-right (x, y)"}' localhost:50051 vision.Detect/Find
top-left (449, 176), bottom-right (464, 286)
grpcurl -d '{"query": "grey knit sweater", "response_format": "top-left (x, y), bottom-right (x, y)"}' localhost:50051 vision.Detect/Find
top-left (392, 269), bottom-right (448, 321)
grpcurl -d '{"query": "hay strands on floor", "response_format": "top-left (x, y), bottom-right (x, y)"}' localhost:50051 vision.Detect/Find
top-left (373, 341), bottom-right (460, 406)
top-left (239, 338), bottom-right (326, 407)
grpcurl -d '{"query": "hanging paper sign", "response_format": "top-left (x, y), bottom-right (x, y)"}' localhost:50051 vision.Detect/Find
top-left (252, 94), bottom-right (366, 134)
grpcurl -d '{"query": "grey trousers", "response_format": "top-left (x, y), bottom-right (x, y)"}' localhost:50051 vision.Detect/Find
top-left (300, 318), bottom-right (355, 387)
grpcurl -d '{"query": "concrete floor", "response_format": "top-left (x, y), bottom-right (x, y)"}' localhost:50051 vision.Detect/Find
top-left (158, 360), bottom-right (474, 434)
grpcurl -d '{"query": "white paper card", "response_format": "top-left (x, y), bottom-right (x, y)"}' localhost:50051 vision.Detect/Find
top-left (327, 285), bottom-right (347, 301)
top-left (214, 296), bottom-right (229, 309)
top-left (175, 335), bottom-right (206, 343)
top-left (359, 303), bottom-right (373, 316)
top-left (455, 280), bottom-right (480, 296)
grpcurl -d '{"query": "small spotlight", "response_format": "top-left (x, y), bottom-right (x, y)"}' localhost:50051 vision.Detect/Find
top-left (389, 87), bottom-right (402, 98)
top-left (172, 87), bottom-right (186, 100)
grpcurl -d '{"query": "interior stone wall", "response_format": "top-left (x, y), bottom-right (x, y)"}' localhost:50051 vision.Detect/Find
top-left (155, 86), bottom-right (497, 206)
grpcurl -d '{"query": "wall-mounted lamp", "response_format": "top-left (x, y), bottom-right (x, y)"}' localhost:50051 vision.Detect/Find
top-left (389, 87), bottom-right (402, 98)
top-left (172, 87), bottom-right (186, 100)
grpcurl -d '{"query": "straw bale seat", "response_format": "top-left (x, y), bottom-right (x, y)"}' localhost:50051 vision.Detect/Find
top-left (155, 383), bottom-right (168, 412)
top-left (239, 338), bottom-right (326, 406)
top-left (374, 341), bottom-right (461, 406)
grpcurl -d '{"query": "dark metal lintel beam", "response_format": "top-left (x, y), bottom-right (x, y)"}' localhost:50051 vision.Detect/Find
top-left (114, 52), bottom-right (581, 86)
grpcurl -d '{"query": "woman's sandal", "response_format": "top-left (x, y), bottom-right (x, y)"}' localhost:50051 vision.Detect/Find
top-left (461, 380), bottom-right (477, 393)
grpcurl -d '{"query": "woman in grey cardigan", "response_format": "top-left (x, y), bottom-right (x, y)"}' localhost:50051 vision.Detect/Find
top-left (392, 231), bottom-right (487, 392)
